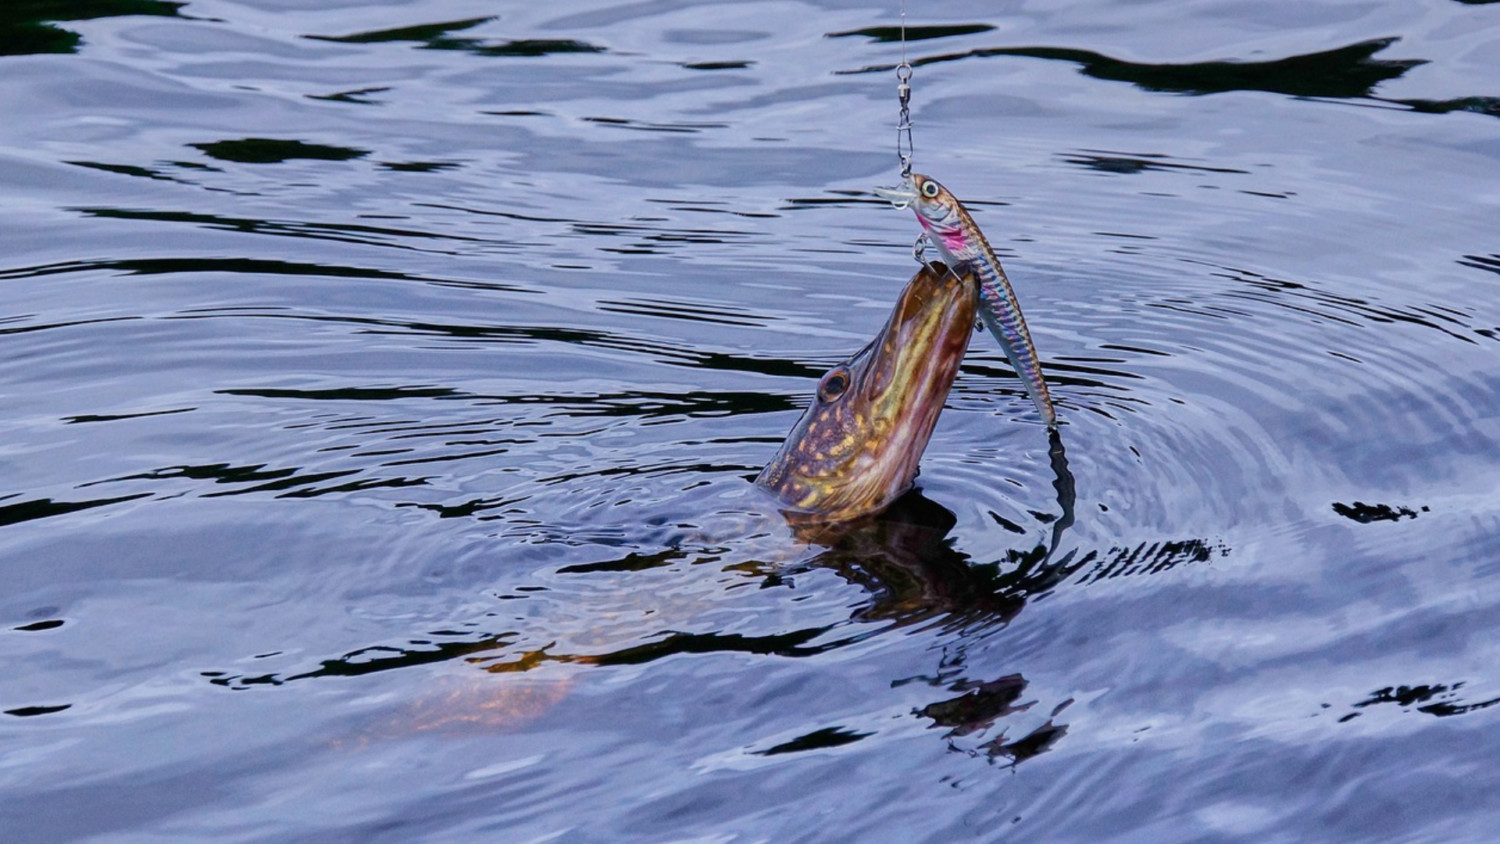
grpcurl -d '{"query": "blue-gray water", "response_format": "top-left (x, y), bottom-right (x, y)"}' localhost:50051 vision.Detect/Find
top-left (4, 1), bottom-right (1500, 841)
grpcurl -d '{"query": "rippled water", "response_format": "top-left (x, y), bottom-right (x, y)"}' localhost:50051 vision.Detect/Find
top-left (4, 1), bottom-right (1500, 841)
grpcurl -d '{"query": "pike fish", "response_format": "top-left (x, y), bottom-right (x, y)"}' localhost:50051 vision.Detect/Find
top-left (756, 261), bottom-right (978, 522)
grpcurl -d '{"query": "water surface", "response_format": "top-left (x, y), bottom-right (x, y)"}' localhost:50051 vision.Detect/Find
top-left (4, 1), bottom-right (1500, 841)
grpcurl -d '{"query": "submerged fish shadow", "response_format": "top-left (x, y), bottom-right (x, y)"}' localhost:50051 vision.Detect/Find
top-left (787, 488), bottom-right (1071, 629)
top-left (788, 427), bottom-right (1079, 628)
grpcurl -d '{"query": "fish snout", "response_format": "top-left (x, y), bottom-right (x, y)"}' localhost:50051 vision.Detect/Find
top-left (873, 182), bottom-right (918, 209)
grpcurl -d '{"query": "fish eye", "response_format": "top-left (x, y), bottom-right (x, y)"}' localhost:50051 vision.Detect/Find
top-left (817, 367), bottom-right (850, 402)
top-left (921, 180), bottom-right (940, 198)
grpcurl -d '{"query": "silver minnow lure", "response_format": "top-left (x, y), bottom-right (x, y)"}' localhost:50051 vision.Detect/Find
top-left (875, 173), bottom-right (1057, 428)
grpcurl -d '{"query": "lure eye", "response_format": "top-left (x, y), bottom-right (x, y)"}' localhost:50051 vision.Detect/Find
top-left (817, 367), bottom-right (850, 402)
top-left (921, 180), bottom-right (940, 198)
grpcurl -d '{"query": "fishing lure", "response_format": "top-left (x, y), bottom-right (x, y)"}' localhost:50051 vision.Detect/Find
top-left (876, 173), bottom-right (1057, 428)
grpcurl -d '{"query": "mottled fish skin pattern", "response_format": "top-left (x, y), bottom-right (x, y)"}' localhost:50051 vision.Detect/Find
top-left (880, 173), bottom-right (1057, 429)
top-left (756, 262), bottom-right (978, 522)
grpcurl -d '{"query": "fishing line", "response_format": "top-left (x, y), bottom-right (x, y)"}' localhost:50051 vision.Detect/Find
top-left (895, 1), bottom-right (914, 179)
top-left (893, 0), bottom-right (930, 263)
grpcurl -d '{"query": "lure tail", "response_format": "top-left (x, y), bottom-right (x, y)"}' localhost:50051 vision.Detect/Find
top-left (974, 262), bottom-right (1056, 428)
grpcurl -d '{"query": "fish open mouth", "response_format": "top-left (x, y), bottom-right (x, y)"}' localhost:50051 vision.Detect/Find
top-left (855, 262), bottom-right (976, 479)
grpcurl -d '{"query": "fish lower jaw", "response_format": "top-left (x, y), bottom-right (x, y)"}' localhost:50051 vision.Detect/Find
top-left (854, 437), bottom-right (927, 495)
top-left (779, 442), bottom-right (925, 518)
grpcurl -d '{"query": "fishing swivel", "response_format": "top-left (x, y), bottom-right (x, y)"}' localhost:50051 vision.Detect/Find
top-left (896, 61), bottom-right (914, 180)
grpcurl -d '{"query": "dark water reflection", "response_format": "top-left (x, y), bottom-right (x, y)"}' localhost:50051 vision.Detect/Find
top-left (843, 35), bottom-right (1422, 97)
top-left (1, 1), bottom-right (185, 56)
top-left (3, 0), bottom-right (1500, 842)
top-left (308, 16), bottom-right (607, 58)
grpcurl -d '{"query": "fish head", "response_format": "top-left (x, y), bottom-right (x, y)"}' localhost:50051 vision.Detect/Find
top-left (874, 172), bottom-right (976, 265)
top-left (756, 262), bottom-right (978, 522)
